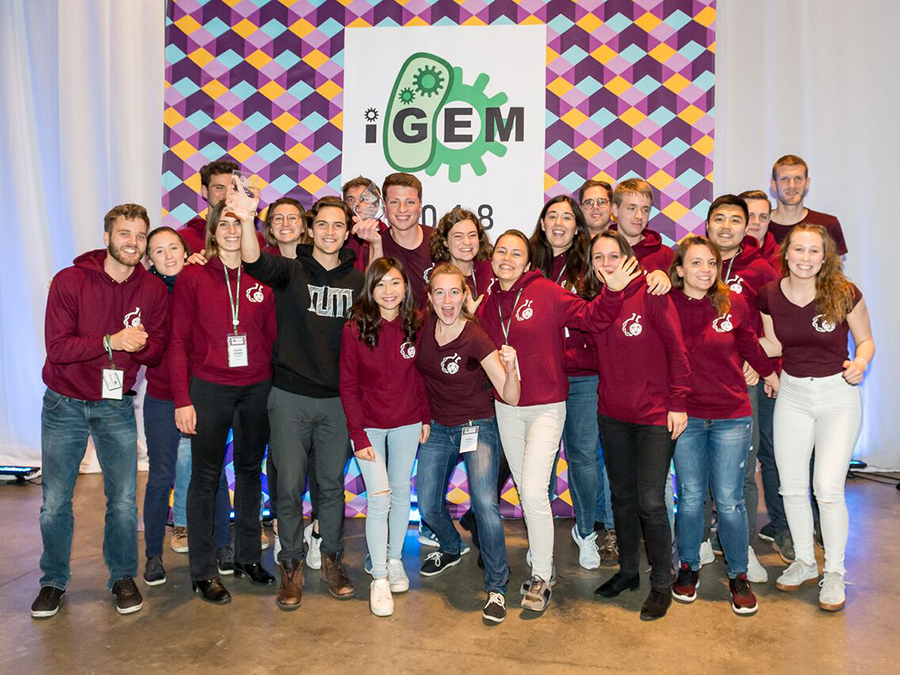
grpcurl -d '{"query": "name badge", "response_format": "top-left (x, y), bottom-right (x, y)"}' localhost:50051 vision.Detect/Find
top-left (227, 334), bottom-right (249, 368)
top-left (460, 425), bottom-right (479, 453)
top-left (102, 368), bottom-right (124, 400)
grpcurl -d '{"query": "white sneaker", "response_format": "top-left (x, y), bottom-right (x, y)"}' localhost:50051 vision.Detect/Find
top-left (775, 560), bottom-right (819, 591)
top-left (387, 559), bottom-right (409, 593)
top-left (304, 523), bottom-right (322, 570)
top-left (699, 539), bottom-right (715, 567)
top-left (818, 571), bottom-right (846, 612)
top-left (571, 526), bottom-right (601, 570)
top-left (369, 578), bottom-right (394, 617)
top-left (746, 546), bottom-right (768, 583)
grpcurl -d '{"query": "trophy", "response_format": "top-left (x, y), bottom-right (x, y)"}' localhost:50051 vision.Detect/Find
top-left (353, 181), bottom-right (383, 221)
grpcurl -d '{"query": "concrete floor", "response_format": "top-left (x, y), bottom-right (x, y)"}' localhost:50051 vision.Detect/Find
top-left (0, 473), bottom-right (898, 675)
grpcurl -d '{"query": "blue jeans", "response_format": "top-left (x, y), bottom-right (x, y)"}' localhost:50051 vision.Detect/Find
top-left (753, 381), bottom-right (787, 532)
top-left (674, 416), bottom-right (752, 577)
top-left (357, 423), bottom-right (421, 579)
top-left (594, 440), bottom-right (614, 527)
top-left (417, 417), bottom-right (509, 592)
top-left (564, 375), bottom-right (600, 537)
top-left (169, 430), bottom-right (231, 543)
top-left (39, 388), bottom-right (138, 590)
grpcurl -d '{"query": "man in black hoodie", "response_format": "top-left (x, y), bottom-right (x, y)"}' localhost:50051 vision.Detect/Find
top-left (235, 190), bottom-right (364, 609)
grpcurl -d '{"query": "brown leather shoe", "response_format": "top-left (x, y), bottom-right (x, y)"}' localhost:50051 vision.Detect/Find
top-left (276, 559), bottom-right (303, 611)
top-left (321, 552), bottom-right (354, 599)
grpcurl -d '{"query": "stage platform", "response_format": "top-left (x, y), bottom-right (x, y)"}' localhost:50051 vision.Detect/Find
top-left (0, 472), bottom-right (897, 674)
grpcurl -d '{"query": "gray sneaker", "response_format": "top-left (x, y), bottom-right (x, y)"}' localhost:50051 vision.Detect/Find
top-left (775, 560), bottom-right (818, 591)
top-left (521, 575), bottom-right (552, 612)
top-left (818, 571), bottom-right (846, 612)
top-left (773, 529), bottom-right (796, 564)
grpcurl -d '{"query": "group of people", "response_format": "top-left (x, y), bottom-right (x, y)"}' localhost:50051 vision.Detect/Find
top-left (32, 154), bottom-right (874, 626)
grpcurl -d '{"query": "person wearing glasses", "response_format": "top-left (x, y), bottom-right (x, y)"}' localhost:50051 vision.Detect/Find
top-left (578, 179), bottom-right (614, 237)
top-left (263, 197), bottom-right (309, 259)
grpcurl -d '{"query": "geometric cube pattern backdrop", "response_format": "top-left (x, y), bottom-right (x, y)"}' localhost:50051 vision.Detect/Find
top-left (163, 0), bottom-right (715, 517)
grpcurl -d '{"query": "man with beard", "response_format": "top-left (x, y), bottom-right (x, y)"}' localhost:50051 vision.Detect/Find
top-left (768, 155), bottom-right (847, 256)
top-left (32, 204), bottom-right (169, 619)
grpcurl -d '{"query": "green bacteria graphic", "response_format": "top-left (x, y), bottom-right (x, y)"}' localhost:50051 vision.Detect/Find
top-left (412, 65), bottom-right (445, 97)
top-left (383, 53), bottom-right (454, 172)
top-left (425, 67), bottom-right (508, 182)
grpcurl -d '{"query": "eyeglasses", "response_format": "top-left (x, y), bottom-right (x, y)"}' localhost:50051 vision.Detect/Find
top-left (271, 215), bottom-right (301, 225)
top-left (581, 198), bottom-right (609, 209)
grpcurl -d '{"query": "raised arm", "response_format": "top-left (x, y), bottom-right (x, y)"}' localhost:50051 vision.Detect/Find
top-left (481, 345), bottom-right (520, 406)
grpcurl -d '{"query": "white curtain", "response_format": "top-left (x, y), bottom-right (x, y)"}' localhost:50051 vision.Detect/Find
top-left (0, 0), bottom-right (165, 467)
top-left (715, 0), bottom-right (900, 468)
top-left (2, 0), bottom-right (898, 469)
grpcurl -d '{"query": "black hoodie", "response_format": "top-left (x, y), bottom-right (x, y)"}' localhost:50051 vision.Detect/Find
top-left (244, 244), bottom-right (364, 398)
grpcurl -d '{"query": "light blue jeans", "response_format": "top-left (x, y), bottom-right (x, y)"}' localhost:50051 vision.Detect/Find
top-left (674, 416), bottom-right (752, 577)
top-left (173, 436), bottom-right (191, 527)
top-left (357, 423), bottom-right (422, 579)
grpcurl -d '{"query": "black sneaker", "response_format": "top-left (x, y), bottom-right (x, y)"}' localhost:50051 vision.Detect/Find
top-left (482, 591), bottom-right (506, 623)
top-left (112, 578), bottom-right (144, 615)
top-left (30, 587), bottom-right (65, 619)
top-left (672, 563), bottom-right (699, 603)
top-left (143, 556), bottom-right (167, 586)
top-left (758, 522), bottom-right (777, 542)
top-left (217, 546), bottom-right (235, 575)
top-left (420, 550), bottom-right (462, 577)
top-left (773, 529), bottom-right (796, 564)
top-left (640, 587), bottom-right (672, 621)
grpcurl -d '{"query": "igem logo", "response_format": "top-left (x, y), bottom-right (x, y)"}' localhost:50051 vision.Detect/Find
top-left (366, 53), bottom-right (525, 182)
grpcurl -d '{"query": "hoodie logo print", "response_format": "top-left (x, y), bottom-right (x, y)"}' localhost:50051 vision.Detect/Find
top-left (307, 285), bottom-right (354, 318)
top-left (246, 283), bottom-right (265, 303)
top-left (727, 276), bottom-right (744, 294)
top-left (423, 262), bottom-right (435, 284)
top-left (713, 313), bottom-right (734, 333)
top-left (441, 354), bottom-right (461, 374)
top-left (400, 341), bottom-right (416, 359)
top-left (812, 314), bottom-right (836, 333)
top-left (515, 300), bottom-right (534, 321)
top-left (123, 307), bottom-right (142, 328)
top-left (622, 313), bottom-right (642, 337)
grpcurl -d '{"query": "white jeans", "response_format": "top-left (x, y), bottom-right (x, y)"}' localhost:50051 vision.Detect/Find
top-left (495, 401), bottom-right (566, 581)
top-left (773, 372), bottom-right (862, 574)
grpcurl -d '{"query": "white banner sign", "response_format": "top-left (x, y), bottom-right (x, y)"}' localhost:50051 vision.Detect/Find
top-left (342, 25), bottom-right (546, 239)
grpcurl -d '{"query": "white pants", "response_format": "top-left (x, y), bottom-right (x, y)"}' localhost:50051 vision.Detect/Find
top-left (773, 372), bottom-right (862, 574)
top-left (495, 401), bottom-right (566, 581)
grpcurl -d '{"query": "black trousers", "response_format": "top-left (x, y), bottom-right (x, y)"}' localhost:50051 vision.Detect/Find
top-left (599, 414), bottom-right (675, 590)
top-left (187, 377), bottom-right (271, 581)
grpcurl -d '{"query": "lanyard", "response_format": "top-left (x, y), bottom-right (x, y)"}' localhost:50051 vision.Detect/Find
top-left (104, 335), bottom-right (116, 368)
top-left (554, 263), bottom-right (567, 286)
top-left (497, 289), bottom-right (524, 345)
top-left (724, 247), bottom-right (741, 282)
top-left (471, 270), bottom-right (478, 298)
top-left (224, 264), bottom-right (242, 334)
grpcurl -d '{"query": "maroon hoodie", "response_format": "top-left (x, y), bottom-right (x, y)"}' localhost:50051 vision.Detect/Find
top-left (610, 224), bottom-right (675, 273)
top-left (586, 275), bottom-right (690, 426)
top-left (339, 317), bottom-right (430, 450)
top-left (721, 235), bottom-right (781, 335)
top-left (671, 291), bottom-right (773, 419)
top-left (478, 270), bottom-right (623, 406)
top-left (178, 215), bottom-right (265, 256)
top-left (547, 253), bottom-right (596, 378)
top-left (168, 256), bottom-right (276, 408)
top-left (43, 250), bottom-right (169, 401)
top-left (758, 231), bottom-right (782, 272)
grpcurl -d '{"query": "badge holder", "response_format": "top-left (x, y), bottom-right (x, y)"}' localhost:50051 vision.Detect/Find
top-left (460, 425), bottom-right (479, 453)
top-left (102, 335), bottom-right (124, 400)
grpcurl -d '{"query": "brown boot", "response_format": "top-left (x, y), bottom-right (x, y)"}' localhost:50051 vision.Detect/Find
top-left (321, 552), bottom-right (354, 599)
top-left (276, 559), bottom-right (303, 611)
